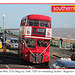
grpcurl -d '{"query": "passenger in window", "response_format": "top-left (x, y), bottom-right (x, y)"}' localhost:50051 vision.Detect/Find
top-left (43, 42), bottom-right (47, 47)
top-left (41, 24), bottom-right (44, 27)
top-left (46, 23), bottom-right (50, 27)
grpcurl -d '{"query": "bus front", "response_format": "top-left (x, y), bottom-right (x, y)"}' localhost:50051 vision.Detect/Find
top-left (19, 14), bottom-right (52, 66)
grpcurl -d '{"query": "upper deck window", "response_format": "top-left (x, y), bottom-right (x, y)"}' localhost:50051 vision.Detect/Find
top-left (28, 20), bottom-right (39, 26)
top-left (40, 21), bottom-right (50, 27)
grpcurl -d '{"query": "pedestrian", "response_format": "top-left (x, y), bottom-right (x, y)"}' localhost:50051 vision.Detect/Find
top-left (60, 38), bottom-right (63, 47)
top-left (73, 43), bottom-right (75, 52)
top-left (8, 30), bottom-right (10, 35)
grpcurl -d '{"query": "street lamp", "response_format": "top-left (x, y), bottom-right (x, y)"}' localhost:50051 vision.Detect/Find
top-left (2, 14), bottom-right (5, 44)
top-left (2, 14), bottom-right (6, 52)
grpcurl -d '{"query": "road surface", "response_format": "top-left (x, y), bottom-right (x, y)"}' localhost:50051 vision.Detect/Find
top-left (0, 50), bottom-right (57, 69)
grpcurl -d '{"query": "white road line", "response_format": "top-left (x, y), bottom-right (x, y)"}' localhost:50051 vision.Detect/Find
top-left (0, 60), bottom-right (3, 62)
top-left (10, 51), bottom-right (17, 54)
top-left (29, 66), bottom-right (32, 69)
top-left (5, 65), bottom-right (10, 69)
top-left (16, 65), bottom-right (28, 68)
top-left (0, 60), bottom-right (10, 69)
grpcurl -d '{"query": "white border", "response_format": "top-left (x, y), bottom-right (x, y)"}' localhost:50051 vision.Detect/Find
top-left (25, 36), bottom-right (52, 39)
top-left (0, 0), bottom-right (75, 3)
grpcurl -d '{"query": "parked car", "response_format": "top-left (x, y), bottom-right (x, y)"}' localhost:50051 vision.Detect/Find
top-left (71, 53), bottom-right (75, 61)
top-left (0, 33), bottom-right (3, 40)
top-left (50, 59), bottom-right (75, 69)
top-left (0, 35), bottom-right (7, 45)
top-left (6, 38), bottom-right (18, 49)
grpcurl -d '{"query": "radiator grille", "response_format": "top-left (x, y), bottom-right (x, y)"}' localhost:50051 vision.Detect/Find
top-left (30, 53), bottom-right (43, 63)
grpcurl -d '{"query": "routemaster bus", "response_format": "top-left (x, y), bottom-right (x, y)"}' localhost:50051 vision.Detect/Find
top-left (18, 14), bottom-right (52, 66)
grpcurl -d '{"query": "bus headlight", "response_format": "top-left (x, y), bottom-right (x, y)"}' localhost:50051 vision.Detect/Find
top-left (25, 54), bottom-right (28, 57)
top-left (45, 56), bottom-right (48, 59)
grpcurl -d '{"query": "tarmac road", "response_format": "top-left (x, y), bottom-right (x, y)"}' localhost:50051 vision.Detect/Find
top-left (0, 49), bottom-right (57, 69)
top-left (0, 33), bottom-right (73, 69)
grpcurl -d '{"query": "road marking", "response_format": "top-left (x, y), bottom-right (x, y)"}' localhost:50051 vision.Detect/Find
top-left (0, 60), bottom-right (3, 62)
top-left (29, 66), bottom-right (32, 69)
top-left (0, 60), bottom-right (10, 69)
top-left (51, 56), bottom-right (60, 59)
top-left (10, 51), bottom-right (17, 54)
top-left (5, 65), bottom-right (10, 69)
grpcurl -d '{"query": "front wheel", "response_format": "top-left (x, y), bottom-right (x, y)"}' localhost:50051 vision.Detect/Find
top-left (20, 53), bottom-right (25, 65)
top-left (71, 53), bottom-right (75, 61)
top-left (20, 53), bottom-right (30, 65)
top-left (44, 61), bottom-right (50, 67)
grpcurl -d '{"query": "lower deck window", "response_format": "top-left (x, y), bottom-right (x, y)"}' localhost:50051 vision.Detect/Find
top-left (38, 40), bottom-right (49, 47)
top-left (26, 38), bottom-right (36, 48)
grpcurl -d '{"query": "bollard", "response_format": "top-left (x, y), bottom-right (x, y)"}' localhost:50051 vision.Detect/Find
top-left (59, 40), bottom-right (61, 48)
top-left (0, 42), bottom-right (2, 49)
top-left (70, 43), bottom-right (73, 50)
top-left (3, 43), bottom-right (6, 52)
top-left (64, 42), bottom-right (66, 49)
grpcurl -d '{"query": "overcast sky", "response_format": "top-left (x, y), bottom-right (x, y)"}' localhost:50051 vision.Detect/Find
top-left (0, 4), bottom-right (75, 29)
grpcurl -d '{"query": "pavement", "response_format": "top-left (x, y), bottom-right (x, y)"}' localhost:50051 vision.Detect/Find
top-left (0, 45), bottom-right (73, 68)
top-left (50, 46), bottom-right (73, 58)
top-left (0, 48), bottom-right (9, 52)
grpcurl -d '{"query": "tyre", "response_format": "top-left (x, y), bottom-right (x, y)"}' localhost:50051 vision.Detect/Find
top-left (71, 53), bottom-right (75, 61)
top-left (44, 61), bottom-right (50, 67)
top-left (20, 53), bottom-right (30, 65)
top-left (20, 53), bottom-right (25, 65)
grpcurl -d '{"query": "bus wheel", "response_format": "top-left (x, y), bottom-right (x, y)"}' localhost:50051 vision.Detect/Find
top-left (17, 48), bottom-right (20, 60)
top-left (20, 53), bottom-right (25, 65)
top-left (44, 61), bottom-right (49, 67)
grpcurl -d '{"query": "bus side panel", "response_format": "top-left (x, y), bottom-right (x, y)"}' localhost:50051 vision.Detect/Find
top-left (18, 37), bottom-right (23, 59)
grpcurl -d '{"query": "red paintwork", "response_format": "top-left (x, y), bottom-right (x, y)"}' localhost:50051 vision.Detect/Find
top-left (18, 14), bottom-right (52, 64)
top-left (28, 14), bottom-right (51, 21)
top-left (21, 14), bottom-right (51, 26)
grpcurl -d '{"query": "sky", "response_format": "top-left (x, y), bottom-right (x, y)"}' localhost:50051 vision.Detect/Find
top-left (0, 4), bottom-right (75, 29)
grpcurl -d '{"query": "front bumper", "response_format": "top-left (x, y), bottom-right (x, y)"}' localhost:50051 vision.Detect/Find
top-left (11, 45), bottom-right (18, 49)
top-left (30, 53), bottom-right (43, 63)
top-left (23, 52), bottom-right (50, 64)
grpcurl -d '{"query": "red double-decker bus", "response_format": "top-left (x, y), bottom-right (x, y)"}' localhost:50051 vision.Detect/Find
top-left (18, 14), bottom-right (52, 66)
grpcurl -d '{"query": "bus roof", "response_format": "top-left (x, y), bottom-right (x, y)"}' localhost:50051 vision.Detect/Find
top-left (22, 14), bottom-right (51, 21)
